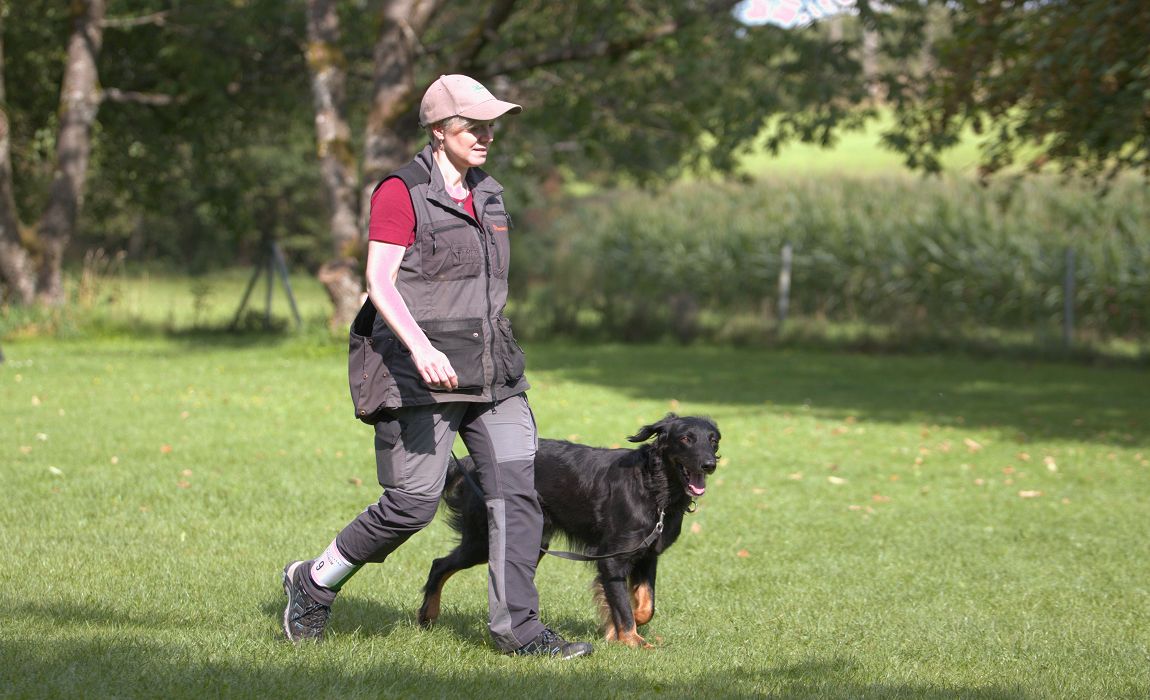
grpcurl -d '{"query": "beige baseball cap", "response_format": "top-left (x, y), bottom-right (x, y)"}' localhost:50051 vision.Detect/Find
top-left (419, 74), bottom-right (522, 127)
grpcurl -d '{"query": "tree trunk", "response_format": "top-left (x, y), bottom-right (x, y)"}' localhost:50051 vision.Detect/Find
top-left (307, 0), bottom-right (443, 330)
top-left (34, 0), bottom-right (106, 305)
top-left (0, 20), bottom-right (36, 304)
top-left (305, 0), bottom-right (363, 330)
top-left (362, 1), bottom-right (441, 193)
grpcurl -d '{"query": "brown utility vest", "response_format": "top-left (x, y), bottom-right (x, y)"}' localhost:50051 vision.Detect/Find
top-left (352, 145), bottom-right (528, 415)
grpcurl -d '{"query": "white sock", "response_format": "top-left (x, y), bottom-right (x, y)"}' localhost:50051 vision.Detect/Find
top-left (310, 539), bottom-right (361, 591)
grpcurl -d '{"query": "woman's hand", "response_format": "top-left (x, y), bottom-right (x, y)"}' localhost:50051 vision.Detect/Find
top-left (410, 344), bottom-right (459, 390)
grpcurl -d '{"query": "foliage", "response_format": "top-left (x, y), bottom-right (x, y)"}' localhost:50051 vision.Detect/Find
top-left (463, 1), bottom-right (873, 191)
top-left (3, 0), bottom-right (327, 272)
top-left (3, 0), bottom-right (882, 287)
top-left (5, 0), bottom-right (1149, 317)
top-left (516, 174), bottom-right (1150, 343)
top-left (3, 335), bottom-right (1150, 697)
top-left (871, 0), bottom-right (1150, 182)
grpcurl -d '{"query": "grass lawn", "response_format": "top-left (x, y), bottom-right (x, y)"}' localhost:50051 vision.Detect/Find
top-left (2, 327), bottom-right (1148, 698)
top-left (738, 111), bottom-right (986, 180)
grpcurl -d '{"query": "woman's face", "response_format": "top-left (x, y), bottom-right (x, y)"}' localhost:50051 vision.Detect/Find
top-left (436, 119), bottom-right (496, 171)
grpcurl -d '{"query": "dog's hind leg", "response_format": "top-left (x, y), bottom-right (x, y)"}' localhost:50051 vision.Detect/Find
top-left (418, 542), bottom-right (488, 628)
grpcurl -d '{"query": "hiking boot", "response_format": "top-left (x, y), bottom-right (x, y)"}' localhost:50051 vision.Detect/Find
top-left (282, 561), bottom-right (331, 642)
top-left (512, 628), bottom-right (593, 659)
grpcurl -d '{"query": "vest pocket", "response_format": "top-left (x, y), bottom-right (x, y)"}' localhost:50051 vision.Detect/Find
top-left (421, 222), bottom-right (482, 281)
top-left (496, 315), bottom-right (526, 383)
top-left (483, 204), bottom-right (512, 280)
top-left (350, 327), bottom-right (398, 423)
top-left (421, 318), bottom-right (486, 389)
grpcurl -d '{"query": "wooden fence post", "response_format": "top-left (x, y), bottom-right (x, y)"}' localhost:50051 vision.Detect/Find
top-left (778, 242), bottom-right (793, 332)
top-left (1063, 247), bottom-right (1075, 351)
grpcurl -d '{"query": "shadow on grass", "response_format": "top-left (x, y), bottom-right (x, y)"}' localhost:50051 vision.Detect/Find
top-left (257, 591), bottom-right (606, 651)
top-left (0, 635), bottom-right (1031, 700)
top-left (528, 343), bottom-right (1150, 447)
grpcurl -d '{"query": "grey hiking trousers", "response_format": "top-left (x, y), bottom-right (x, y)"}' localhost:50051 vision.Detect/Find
top-left (301, 393), bottom-right (545, 651)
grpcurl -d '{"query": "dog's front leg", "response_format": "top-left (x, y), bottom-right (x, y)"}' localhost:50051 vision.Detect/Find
top-left (629, 554), bottom-right (658, 627)
top-left (596, 564), bottom-right (651, 648)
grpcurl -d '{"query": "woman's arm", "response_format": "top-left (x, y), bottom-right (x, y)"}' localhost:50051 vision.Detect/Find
top-left (365, 240), bottom-right (459, 390)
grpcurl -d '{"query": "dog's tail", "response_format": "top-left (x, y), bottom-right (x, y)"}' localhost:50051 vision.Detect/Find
top-left (441, 453), bottom-right (486, 533)
top-left (441, 453), bottom-right (469, 510)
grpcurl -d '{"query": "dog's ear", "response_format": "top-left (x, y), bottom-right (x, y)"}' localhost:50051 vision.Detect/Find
top-left (627, 413), bottom-right (679, 443)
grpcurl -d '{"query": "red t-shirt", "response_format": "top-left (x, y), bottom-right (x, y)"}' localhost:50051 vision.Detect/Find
top-left (369, 177), bottom-right (476, 247)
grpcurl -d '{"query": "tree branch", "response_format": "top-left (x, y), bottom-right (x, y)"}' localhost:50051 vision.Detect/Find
top-left (482, 20), bottom-right (678, 76)
top-left (102, 88), bottom-right (182, 106)
top-left (455, 0), bottom-right (519, 73)
top-left (101, 11), bottom-right (170, 29)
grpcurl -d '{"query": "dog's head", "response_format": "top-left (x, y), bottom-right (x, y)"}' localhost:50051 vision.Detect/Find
top-left (628, 413), bottom-right (721, 498)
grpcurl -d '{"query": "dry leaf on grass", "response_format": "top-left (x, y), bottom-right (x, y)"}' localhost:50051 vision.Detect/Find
top-left (1018, 490), bottom-right (1043, 499)
top-left (690, 522), bottom-right (702, 534)
top-left (737, 549), bottom-right (750, 558)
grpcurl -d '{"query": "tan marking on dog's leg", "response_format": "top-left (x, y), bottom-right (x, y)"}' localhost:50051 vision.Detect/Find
top-left (419, 571), bottom-right (455, 627)
top-left (631, 582), bottom-right (654, 626)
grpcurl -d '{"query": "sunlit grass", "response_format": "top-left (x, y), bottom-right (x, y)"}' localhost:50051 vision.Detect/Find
top-left (2, 331), bottom-right (1148, 698)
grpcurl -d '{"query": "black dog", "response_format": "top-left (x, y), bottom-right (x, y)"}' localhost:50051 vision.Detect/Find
top-left (418, 413), bottom-right (721, 647)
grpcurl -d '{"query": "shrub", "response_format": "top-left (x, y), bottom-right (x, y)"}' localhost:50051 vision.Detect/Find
top-left (516, 175), bottom-right (1150, 345)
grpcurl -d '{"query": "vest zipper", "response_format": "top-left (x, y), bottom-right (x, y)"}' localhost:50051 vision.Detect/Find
top-left (481, 193), bottom-right (499, 394)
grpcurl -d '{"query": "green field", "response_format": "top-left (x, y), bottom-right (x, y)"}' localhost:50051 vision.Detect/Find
top-left (3, 324), bottom-right (1148, 697)
top-left (739, 112), bottom-right (986, 179)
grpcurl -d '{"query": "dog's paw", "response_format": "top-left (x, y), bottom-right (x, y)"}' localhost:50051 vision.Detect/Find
top-left (607, 625), bottom-right (652, 648)
top-left (417, 603), bottom-right (439, 628)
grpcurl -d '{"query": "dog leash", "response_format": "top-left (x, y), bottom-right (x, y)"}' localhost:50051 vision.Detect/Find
top-left (451, 452), bottom-right (667, 562)
top-left (540, 509), bottom-right (665, 562)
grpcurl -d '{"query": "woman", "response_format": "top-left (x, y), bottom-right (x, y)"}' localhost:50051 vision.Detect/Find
top-left (282, 75), bottom-right (591, 659)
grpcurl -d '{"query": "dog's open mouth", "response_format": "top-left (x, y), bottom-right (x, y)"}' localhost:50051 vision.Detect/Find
top-left (683, 468), bottom-right (706, 497)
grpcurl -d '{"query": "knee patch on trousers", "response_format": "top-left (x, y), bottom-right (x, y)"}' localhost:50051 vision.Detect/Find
top-left (337, 488), bottom-right (442, 564)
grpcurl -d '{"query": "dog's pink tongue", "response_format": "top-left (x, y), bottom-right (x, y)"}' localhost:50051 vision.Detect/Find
top-left (688, 474), bottom-right (706, 496)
